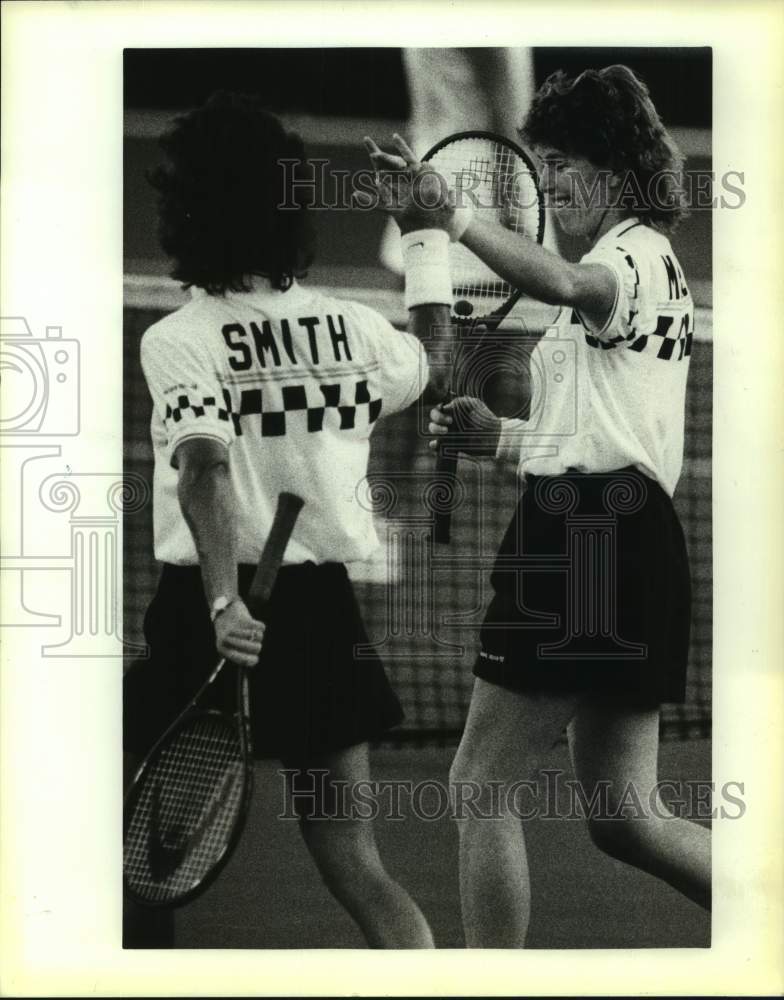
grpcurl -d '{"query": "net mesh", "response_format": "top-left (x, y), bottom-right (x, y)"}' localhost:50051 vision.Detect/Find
top-left (424, 136), bottom-right (543, 318)
top-left (123, 713), bottom-right (247, 903)
top-left (124, 297), bottom-right (711, 742)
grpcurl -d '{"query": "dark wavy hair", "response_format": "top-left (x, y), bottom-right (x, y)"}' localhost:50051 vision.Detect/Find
top-left (148, 91), bottom-right (315, 294)
top-left (520, 65), bottom-right (688, 233)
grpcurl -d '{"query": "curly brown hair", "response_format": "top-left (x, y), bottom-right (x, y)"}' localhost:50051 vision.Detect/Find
top-left (148, 92), bottom-right (315, 295)
top-left (520, 64), bottom-right (688, 233)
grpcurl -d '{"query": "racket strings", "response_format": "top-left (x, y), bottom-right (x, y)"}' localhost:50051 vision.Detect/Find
top-left (426, 136), bottom-right (542, 318)
top-left (124, 715), bottom-right (246, 903)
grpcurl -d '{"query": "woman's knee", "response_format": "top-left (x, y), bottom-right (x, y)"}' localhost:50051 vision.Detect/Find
top-left (449, 741), bottom-right (525, 822)
top-left (452, 685), bottom-right (576, 791)
top-left (300, 817), bottom-right (384, 889)
top-left (449, 742), bottom-right (483, 789)
top-left (585, 813), bottom-right (661, 863)
top-left (450, 720), bottom-right (526, 788)
top-left (449, 745), bottom-right (502, 808)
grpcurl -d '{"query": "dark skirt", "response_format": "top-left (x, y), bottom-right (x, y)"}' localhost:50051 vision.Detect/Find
top-left (474, 467), bottom-right (692, 704)
top-left (124, 561), bottom-right (404, 766)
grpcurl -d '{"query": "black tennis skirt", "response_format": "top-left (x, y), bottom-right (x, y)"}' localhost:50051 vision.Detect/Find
top-left (124, 562), bottom-right (403, 765)
top-left (474, 467), bottom-right (692, 704)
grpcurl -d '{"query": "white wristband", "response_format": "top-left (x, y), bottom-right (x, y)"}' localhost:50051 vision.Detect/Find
top-left (401, 229), bottom-right (452, 309)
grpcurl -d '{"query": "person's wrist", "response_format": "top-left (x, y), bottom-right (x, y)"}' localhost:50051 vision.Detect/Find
top-left (210, 593), bottom-right (239, 623)
top-left (401, 229), bottom-right (452, 309)
top-left (397, 213), bottom-right (449, 236)
top-left (397, 201), bottom-right (472, 240)
top-left (397, 215), bottom-right (451, 236)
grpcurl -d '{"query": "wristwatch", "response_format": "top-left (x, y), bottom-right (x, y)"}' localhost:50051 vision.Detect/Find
top-left (210, 595), bottom-right (236, 623)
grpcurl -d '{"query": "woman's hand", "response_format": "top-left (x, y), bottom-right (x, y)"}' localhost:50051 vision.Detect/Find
top-left (213, 598), bottom-right (265, 668)
top-left (428, 396), bottom-right (502, 458)
top-left (356, 133), bottom-right (455, 236)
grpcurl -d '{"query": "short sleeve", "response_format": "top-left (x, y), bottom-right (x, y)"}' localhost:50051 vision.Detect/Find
top-left (577, 243), bottom-right (654, 349)
top-left (346, 302), bottom-right (429, 415)
top-left (140, 321), bottom-right (236, 467)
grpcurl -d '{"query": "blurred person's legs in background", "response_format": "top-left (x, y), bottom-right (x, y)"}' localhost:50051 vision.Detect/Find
top-left (380, 48), bottom-right (541, 273)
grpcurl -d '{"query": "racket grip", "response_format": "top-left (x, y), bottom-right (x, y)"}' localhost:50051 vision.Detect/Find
top-left (433, 446), bottom-right (458, 544)
top-left (433, 391), bottom-right (458, 545)
top-left (248, 492), bottom-right (305, 617)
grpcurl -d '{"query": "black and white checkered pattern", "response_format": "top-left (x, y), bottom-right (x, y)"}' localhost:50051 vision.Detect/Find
top-left (578, 248), bottom-right (692, 361)
top-left (628, 314), bottom-right (693, 361)
top-left (164, 380), bottom-right (382, 438)
top-left (164, 388), bottom-right (241, 434)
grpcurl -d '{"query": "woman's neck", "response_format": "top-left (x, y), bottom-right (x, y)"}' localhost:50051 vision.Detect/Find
top-left (591, 208), bottom-right (636, 246)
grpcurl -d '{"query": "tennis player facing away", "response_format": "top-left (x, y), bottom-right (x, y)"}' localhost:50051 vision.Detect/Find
top-left (365, 65), bottom-right (710, 946)
top-left (123, 92), bottom-right (454, 948)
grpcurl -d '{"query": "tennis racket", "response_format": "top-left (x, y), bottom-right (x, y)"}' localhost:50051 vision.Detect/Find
top-left (123, 491), bottom-right (305, 908)
top-left (422, 131), bottom-right (545, 542)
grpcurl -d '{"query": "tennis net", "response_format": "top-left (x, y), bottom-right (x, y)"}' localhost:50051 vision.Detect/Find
top-left (123, 278), bottom-right (711, 741)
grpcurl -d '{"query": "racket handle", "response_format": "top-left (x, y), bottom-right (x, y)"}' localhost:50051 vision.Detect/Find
top-left (433, 446), bottom-right (458, 544)
top-left (433, 391), bottom-right (459, 544)
top-left (248, 492), bottom-right (305, 617)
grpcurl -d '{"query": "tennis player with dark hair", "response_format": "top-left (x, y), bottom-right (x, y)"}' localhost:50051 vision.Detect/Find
top-left (123, 91), bottom-right (453, 948)
top-left (365, 65), bottom-right (710, 946)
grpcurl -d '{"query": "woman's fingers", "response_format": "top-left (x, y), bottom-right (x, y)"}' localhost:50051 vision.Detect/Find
top-left (363, 135), bottom-right (407, 171)
top-left (429, 406), bottom-right (452, 428)
top-left (225, 651), bottom-right (260, 668)
top-left (218, 646), bottom-right (260, 668)
top-left (392, 132), bottom-right (419, 165)
top-left (227, 636), bottom-right (263, 655)
top-left (375, 176), bottom-right (397, 208)
top-left (373, 151), bottom-right (409, 171)
top-left (429, 400), bottom-right (458, 451)
top-left (429, 403), bottom-right (452, 440)
top-left (353, 190), bottom-right (375, 209)
top-left (219, 630), bottom-right (263, 667)
top-left (223, 621), bottom-right (264, 652)
top-left (224, 632), bottom-right (263, 654)
top-left (352, 177), bottom-right (398, 214)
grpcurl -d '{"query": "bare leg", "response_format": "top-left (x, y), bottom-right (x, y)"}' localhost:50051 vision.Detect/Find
top-left (568, 698), bottom-right (711, 909)
top-left (288, 743), bottom-right (434, 948)
top-left (450, 679), bottom-right (579, 947)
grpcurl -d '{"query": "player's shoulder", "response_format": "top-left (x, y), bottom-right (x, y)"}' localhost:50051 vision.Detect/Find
top-left (610, 223), bottom-right (690, 305)
top-left (585, 220), bottom-right (664, 258)
top-left (309, 291), bottom-right (399, 348)
top-left (141, 292), bottom-right (225, 355)
top-left (307, 289), bottom-right (422, 374)
top-left (310, 289), bottom-right (392, 330)
top-left (608, 221), bottom-right (676, 266)
top-left (584, 221), bottom-right (684, 302)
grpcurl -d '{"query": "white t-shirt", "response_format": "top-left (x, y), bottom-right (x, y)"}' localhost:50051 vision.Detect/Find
top-left (141, 280), bottom-right (428, 565)
top-left (496, 218), bottom-right (694, 496)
